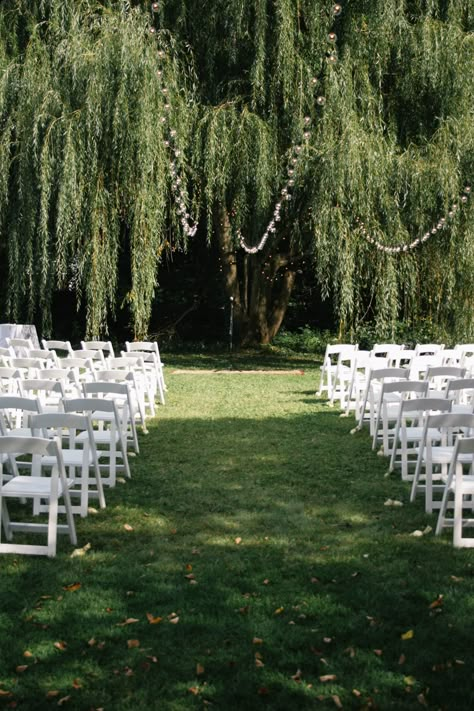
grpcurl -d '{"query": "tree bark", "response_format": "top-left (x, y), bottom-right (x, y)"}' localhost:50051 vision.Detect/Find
top-left (214, 203), bottom-right (297, 346)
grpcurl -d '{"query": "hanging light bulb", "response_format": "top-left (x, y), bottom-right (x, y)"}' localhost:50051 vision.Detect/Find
top-left (151, 2), bottom-right (159, 11)
top-left (311, 77), bottom-right (318, 86)
top-left (304, 116), bottom-right (311, 124)
top-left (327, 54), bottom-right (338, 65)
top-left (149, 26), bottom-right (156, 34)
top-left (461, 195), bottom-right (468, 203)
top-left (333, 4), bottom-right (343, 16)
top-left (328, 32), bottom-right (337, 42)
top-left (464, 186), bottom-right (472, 194)
top-left (316, 96), bottom-right (326, 106)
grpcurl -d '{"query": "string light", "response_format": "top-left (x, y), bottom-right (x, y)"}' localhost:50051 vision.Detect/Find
top-left (355, 186), bottom-right (471, 254)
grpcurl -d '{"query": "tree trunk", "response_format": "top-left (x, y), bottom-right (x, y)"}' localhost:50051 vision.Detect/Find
top-left (214, 204), bottom-right (297, 346)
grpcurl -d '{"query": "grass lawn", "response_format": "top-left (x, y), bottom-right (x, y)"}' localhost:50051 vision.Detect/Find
top-left (1, 352), bottom-right (473, 710)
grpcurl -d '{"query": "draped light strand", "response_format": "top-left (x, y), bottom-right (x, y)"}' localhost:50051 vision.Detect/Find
top-left (150, 5), bottom-right (198, 238)
top-left (356, 186), bottom-right (471, 254)
top-left (238, 4), bottom-right (343, 254)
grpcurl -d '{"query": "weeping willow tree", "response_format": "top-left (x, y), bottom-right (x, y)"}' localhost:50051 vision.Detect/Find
top-left (163, 0), bottom-right (474, 344)
top-left (0, 0), bottom-right (196, 337)
top-left (0, 0), bottom-right (473, 343)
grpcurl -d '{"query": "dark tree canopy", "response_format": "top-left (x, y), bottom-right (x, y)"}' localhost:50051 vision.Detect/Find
top-left (0, 0), bottom-right (472, 342)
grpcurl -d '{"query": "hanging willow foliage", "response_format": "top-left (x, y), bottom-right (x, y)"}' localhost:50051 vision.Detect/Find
top-left (0, 0), bottom-right (195, 337)
top-left (0, 0), bottom-right (473, 341)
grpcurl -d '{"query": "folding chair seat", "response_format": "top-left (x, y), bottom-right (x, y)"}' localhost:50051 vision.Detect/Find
top-left (388, 397), bottom-right (452, 480)
top-left (372, 380), bottom-right (429, 455)
top-left (30, 413), bottom-right (106, 518)
top-left (41, 339), bottom-right (74, 357)
top-left (106, 356), bottom-right (155, 418)
top-left (18, 379), bottom-right (65, 413)
top-left (125, 340), bottom-right (166, 404)
top-left (0, 436), bottom-right (77, 557)
top-left (81, 340), bottom-right (115, 358)
top-left (83, 381), bottom-right (140, 453)
top-left (63, 397), bottom-right (131, 486)
top-left (436, 437), bottom-right (474, 547)
top-left (0, 367), bottom-right (21, 395)
top-left (410, 413), bottom-right (474, 513)
top-left (356, 367), bottom-right (410, 433)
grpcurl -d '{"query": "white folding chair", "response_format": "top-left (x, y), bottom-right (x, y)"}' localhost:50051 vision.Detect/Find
top-left (37, 368), bottom-right (82, 398)
top-left (8, 357), bottom-right (43, 379)
top-left (30, 412), bottom-right (106, 518)
top-left (57, 357), bottom-right (97, 384)
top-left (125, 340), bottom-right (166, 404)
top-left (410, 413), bottom-right (474, 513)
top-left (388, 397), bottom-right (452, 480)
top-left (83, 381), bottom-right (140, 453)
top-left (356, 367), bottom-right (410, 433)
top-left (425, 366), bottom-right (466, 397)
top-left (414, 343), bottom-right (445, 356)
top-left (93, 369), bottom-right (147, 435)
top-left (0, 436), bottom-right (77, 557)
top-left (0, 395), bottom-right (43, 440)
top-left (344, 351), bottom-right (388, 418)
top-left (63, 397), bottom-right (131, 486)
top-left (436, 436), bottom-right (474, 547)
top-left (72, 349), bottom-right (106, 367)
top-left (372, 380), bottom-right (429, 455)
top-left (317, 344), bottom-right (358, 402)
top-left (106, 356), bottom-right (155, 418)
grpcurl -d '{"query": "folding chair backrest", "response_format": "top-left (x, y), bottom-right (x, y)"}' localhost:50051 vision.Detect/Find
top-left (0, 434), bottom-right (59, 458)
top-left (0, 367), bottom-right (21, 395)
top-left (380, 380), bottom-right (429, 396)
top-left (42, 339), bottom-right (74, 356)
top-left (6, 337), bottom-right (34, 356)
top-left (8, 358), bottom-right (43, 378)
top-left (415, 343), bottom-right (445, 356)
top-left (81, 340), bottom-right (115, 357)
top-left (0, 395), bottom-right (42, 432)
top-left (27, 349), bottom-right (58, 366)
top-left (426, 366), bottom-right (466, 380)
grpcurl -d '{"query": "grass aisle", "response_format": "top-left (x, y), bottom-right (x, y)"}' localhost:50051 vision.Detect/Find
top-left (1, 361), bottom-right (474, 710)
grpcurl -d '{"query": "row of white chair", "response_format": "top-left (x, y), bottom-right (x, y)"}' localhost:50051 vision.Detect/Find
top-left (319, 348), bottom-right (474, 547)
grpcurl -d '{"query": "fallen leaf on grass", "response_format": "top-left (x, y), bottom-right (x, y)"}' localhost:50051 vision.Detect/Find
top-left (23, 651), bottom-right (33, 658)
top-left (62, 582), bottom-right (81, 592)
top-left (146, 613), bottom-right (163, 624)
top-left (0, 690), bottom-right (12, 699)
top-left (188, 687), bottom-right (199, 696)
top-left (169, 616), bottom-right (180, 624)
top-left (87, 507), bottom-right (99, 515)
top-left (72, 680), bottom-right (82, 690)
top-left (46, 691), bottom-right (60, 699)
top-left (274, 607), bottom-right (284, 615)
top-left (418, 693), bottom-right (428, 706)
top-left (116, 618), bottom-right (139, 627)
top-left (455, 659), bottom-right (465, 666)
top-left (117, 477), bottom-right (127, 484)
top-left (429, 595), bottom-right (444, 609)
top-left (70, 543), bottom-right (91, 559)
top-left (185, 564), bottom-right (192, 571)
top-left (123, 524), bottom-right (134, 532)
top-left (374, 649), bottom-right (383, 656)
top-left (344, 647), bottom-right (355, 658)
top-left (319, 675), bottom-right (337, 683)
top-left (184, 573), bottom-right (195, 580)
top-left (404, 676), bottom-right (416, 686)
top-left (399, 654), bottom-right (406, 665)
top-left (255, 658), bottom-right (265, 668)
top-left (263, 579), bottom-right (270, 585)
top-left (127, 640), bottom-right (140, 649)
top-left (450, 575), bottom-right (463, 582)
top-left (332, 695), bottom-right (343, 709)
top-left (88, 638), bottom-right (96, 647)
top-left (257, 687), bottom-right (269, 696)
top-left (196, 663), bottom-right (205, 675)
top-left (352, 689), bottom-right (362, 698)
top-left (384, 499), bottom-right (403, 507)
top-left (291, 669), bottom-right (302, 681)
top-left (401, 630), bottom-right (414, 640)
top-left (54, 641), bottom-right (67, 651)
top-left (252, 637), bottom-right (263, 645)
top-left (58, 696), bottom-right (71, 706)
top-left (15, 666), bottom-right (28, 673)
top-left (235, 537), bottom-right (242, 545)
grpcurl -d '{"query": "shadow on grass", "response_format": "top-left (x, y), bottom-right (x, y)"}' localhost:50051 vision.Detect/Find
top-left (1, 407), bottom-right (474, 709)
